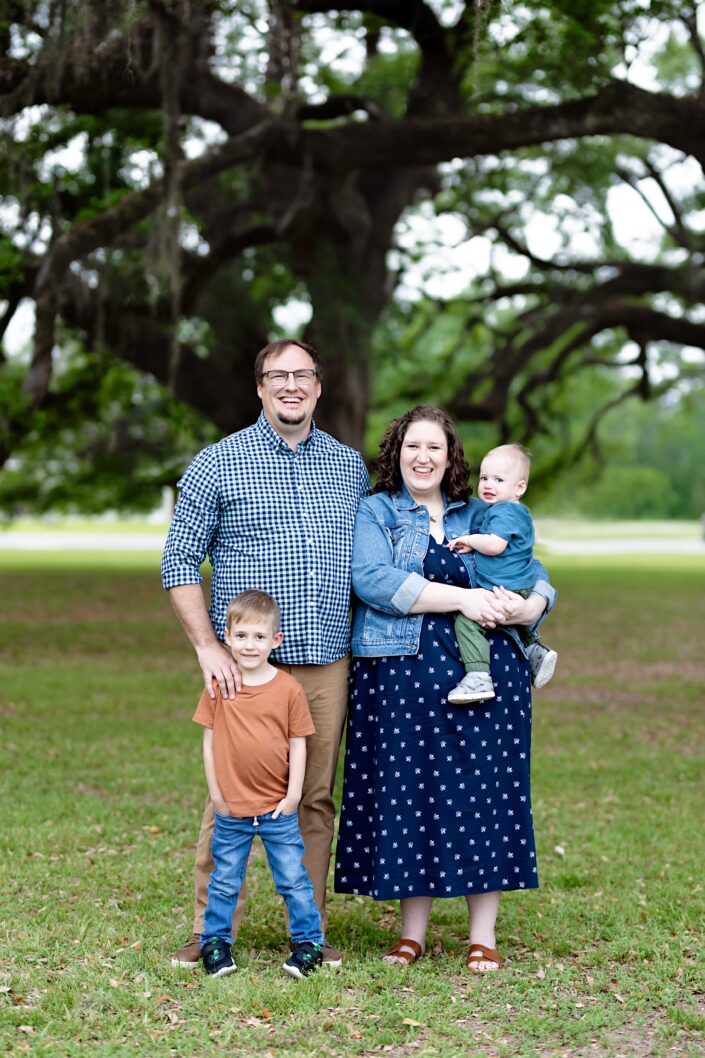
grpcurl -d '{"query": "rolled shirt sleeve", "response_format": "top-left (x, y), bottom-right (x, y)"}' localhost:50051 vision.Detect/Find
top-left (161, 445), bottom-right (219, 589)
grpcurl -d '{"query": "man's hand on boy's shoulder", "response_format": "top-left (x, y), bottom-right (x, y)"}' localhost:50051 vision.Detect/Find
top-left (272, 796), bottom-right (300, 819)
top-left (197, 642), bottom-right (242, 699)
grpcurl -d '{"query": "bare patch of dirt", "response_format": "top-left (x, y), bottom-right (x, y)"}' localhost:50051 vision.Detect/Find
top-left (533, 1011), bottom-right (704, 1058)
top-left (354, 1013), bottom-right (704, 1058)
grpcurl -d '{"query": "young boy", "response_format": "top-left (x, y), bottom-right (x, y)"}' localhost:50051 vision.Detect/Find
top-left (192, 589), bottom-right (325, 979)
top-left (446, 444), bottom-right (558, 705)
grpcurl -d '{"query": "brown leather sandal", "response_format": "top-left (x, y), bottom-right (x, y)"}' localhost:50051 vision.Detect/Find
top-left (466, 943), bottom-right (501, 972)
top-left (383, 938), bottom-right (424, 966)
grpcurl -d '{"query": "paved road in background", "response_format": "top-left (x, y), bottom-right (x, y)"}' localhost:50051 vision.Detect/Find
top-left (0, 531), bottom-right (702, 554)
top-left (0, 532), bottom-right (167, 550)
top-left (537, 538), bottom-right (704, 554)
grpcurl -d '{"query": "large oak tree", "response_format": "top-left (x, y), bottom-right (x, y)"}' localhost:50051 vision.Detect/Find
top-left (1, 0), bottom-right (704, 489)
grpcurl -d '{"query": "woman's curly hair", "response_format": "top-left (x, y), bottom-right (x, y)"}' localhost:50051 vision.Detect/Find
top-left (372, 405), bottom-right (472, 503)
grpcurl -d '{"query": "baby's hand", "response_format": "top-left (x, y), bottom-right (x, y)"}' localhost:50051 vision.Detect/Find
top-left (272, 796), bottom-right (300, 819)
top-left (447, 536), bottom-right (473, 553)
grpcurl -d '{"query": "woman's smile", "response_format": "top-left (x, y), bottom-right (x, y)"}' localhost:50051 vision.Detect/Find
top-left (399, 420), bottom-right (449, 501)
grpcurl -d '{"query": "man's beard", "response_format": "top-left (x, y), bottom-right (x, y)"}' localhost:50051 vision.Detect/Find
top-left (276, 407), bottom-right (306, 425)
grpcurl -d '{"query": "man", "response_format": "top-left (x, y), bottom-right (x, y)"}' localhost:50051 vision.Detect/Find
top-left (162, 339), bottom-right (370, 967)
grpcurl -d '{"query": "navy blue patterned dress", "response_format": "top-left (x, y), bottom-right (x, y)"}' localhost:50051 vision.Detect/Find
top-left (334, 538), bottom-right (538, 900)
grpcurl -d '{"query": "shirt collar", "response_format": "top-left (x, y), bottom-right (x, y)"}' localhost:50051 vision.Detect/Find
top-left (255, 411), bottom-right (318, 453)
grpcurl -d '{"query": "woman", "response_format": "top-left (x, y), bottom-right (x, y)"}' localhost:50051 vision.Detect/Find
top-left (334, 406), bottom-right (555, 971)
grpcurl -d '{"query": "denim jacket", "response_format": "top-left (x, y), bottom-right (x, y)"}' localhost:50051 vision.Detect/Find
top-left (351, 486), bottom-right (556, 658)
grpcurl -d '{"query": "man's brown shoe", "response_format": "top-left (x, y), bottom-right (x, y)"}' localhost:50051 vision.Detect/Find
top-left (321, 943), bottom-right (342, 968)
top-left (171, 934), bottom-right (201, 968)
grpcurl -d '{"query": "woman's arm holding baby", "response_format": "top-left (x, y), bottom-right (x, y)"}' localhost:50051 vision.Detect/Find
top-left (408, 582), bottom-right (511, 628)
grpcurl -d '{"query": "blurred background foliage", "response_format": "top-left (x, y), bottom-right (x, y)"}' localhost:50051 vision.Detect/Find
top-left (1, 1), bottom-right (704, 519)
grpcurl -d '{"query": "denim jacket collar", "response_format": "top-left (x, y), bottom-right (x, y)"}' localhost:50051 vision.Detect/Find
top-left (390, 484), bottom-right (468, 514)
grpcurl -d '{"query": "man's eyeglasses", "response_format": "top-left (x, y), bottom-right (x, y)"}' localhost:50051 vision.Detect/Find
top-left (261, 369), bottom-right (318, 387)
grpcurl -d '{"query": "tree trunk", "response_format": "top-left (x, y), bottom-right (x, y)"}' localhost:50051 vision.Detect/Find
top-left (298, 235), bottom-right (384, 452)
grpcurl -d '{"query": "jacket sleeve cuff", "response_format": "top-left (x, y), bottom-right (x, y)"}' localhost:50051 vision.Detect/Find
top-left (530, 577), bottom-right (556, 632)
top-left (390, 571), bottom-right (427, 614)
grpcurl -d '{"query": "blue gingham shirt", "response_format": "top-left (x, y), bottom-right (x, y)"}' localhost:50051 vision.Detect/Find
top-left (161, 413), bottom-right (370, 664)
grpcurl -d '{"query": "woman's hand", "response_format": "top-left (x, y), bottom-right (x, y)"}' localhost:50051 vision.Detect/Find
top-left (458, 588), bottom-right (512, 628)
top-left (491, 586), bottom-right (547, 625)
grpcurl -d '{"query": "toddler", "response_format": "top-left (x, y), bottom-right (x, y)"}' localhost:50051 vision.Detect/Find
top-left (447, 444), bottom-right (557, 704)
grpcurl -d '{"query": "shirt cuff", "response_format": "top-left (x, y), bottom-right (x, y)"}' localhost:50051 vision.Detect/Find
top-left (162, 571), bottom-right (204, 590)
top-left (390, 571), bottom-right (428, 614)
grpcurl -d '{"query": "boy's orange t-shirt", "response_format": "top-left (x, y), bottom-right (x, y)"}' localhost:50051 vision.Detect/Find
top-left (192, 670), bottom-right (315, 816)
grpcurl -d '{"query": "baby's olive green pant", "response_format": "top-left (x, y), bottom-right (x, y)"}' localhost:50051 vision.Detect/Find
top-left (454, 588), bottom-right (534, 672)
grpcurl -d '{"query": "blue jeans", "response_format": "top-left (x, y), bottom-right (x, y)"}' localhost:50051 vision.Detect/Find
top-left (201, 810), bottom-right (324, 947)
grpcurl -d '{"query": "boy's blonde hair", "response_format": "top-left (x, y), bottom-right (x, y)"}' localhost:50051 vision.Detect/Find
top-left (486, 443), bottom-right (532, 483)
top-left (226, 589), bottom-right (281, 633)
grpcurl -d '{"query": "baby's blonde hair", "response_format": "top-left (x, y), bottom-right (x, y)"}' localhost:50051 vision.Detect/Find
top-left (226, 589), bottom-right (281, 634)
top-left (485, 443), bottom-right (531, 482)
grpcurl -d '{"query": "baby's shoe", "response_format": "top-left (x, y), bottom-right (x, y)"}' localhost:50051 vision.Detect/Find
top-left (527, 642), bottom-right (558, 688)
top-left (447, 672), bottom-right (495, 704)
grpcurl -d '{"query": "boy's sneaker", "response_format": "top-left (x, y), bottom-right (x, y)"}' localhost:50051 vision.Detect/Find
top-left (527, 642), bottom-right (558, 689)
top-left (447, 672), bottom-right (495, 705)
top-left (291, 939), bottom-right (342, 968)
top-left (201, 936), bottom-right (237, 978)
top-left (283, 941), bottom-right (323, 979)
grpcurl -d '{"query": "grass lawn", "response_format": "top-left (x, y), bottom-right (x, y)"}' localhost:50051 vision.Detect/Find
top-left (1, 550), bottom-right (704, 1057)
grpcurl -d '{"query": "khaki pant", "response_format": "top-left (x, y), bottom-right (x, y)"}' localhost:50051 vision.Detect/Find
top-left (192, 655), bottom-right (350, 937)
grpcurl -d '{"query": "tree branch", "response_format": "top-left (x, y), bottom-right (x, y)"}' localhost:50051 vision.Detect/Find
top-left (59, 287), bottom-right (267, 434)
top-left (297, 94), bottom-right (382, 121)
top-left (24, 117), bottom-right (279, 409)
top-left (642, 157), bottom-right (700, 250)
top-left (447, 301), bottom-right (705, 428)
top-left (0, 279), bottom-right (34, 353)
top-left (616, 163), bottom-right (681, 243)
top-left (303, 82), bottom-right (705, 171)
top-left (292, 0), bottom-right (447, 50)
top-left (0, 21), bottom-right (268, 136)
top-left (565, 379), bottom-right (645, 467)
top-left (180, 223), bottom-right (278, 310)
top-left (681, 5), bottom-right (705, 98)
